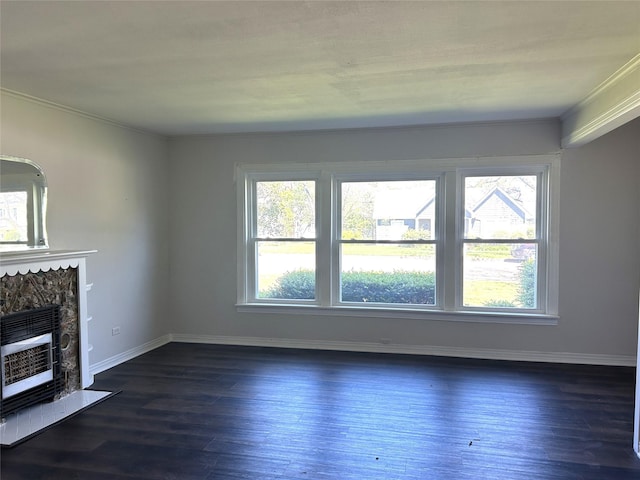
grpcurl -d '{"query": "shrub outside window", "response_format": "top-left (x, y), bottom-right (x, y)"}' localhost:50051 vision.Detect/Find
top-left (238, 156), bottom-right (559, 323)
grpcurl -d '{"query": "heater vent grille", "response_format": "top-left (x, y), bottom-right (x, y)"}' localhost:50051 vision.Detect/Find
top-left (4, 344), bottom-right (51, 386)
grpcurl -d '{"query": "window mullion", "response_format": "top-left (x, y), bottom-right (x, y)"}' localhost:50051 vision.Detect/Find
top-left (536, 170), bottom-right (548, 311)
top-left (237, 176), bottom-right (253, 304)
top-left (247, 238), bottom-right (258, 302)
top-left (316, 173), bottom-right (333, 306)
top-left (442, 171), bottom-right (458, 310)
top-left (247, 179), bottom-right (258, 303)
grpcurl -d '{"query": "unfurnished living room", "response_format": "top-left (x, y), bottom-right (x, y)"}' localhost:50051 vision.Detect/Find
top-left (1, 1), bottom-right (639, 479)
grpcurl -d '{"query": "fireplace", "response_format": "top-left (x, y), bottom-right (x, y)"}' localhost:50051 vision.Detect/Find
top-left (0, 250), bottom-right (103, 446)
top-left (0, 250), bottom-right (97, 394)
top-left (1, 305), bottom-right (64, 417)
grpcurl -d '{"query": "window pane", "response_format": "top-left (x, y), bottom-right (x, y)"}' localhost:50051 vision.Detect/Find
top-left (257, 181), bottom-right (315, 238)
top-left (462, 243), bottom-right (537, 308)
top-left (0, 191), bottom-right (28, 243)
top-left (341, 243), bottom-right (436, 305)
top-left (342, 180), bottom-right (436, 241)
top-left (464, 176), bottom-right (537, 239)
top-left (257, 241), bottom-right (315, 300)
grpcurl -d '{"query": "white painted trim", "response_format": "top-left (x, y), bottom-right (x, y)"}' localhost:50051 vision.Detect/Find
top-left (561, 54), bottom-right (640, 147)
top-left (0, 249), bottom-right (97, 276)
top-left (236, 303), bottom-right (558, 325)
top-left (561, 92), bottom-right (640, 147)
top-left (0, 88), bottom-right (164, 138)
top-left (89, 334), bottom-right (172, 375)
top-left (565, 54), bottom-right (640, 114)
top-left (86, 333), bottom-right (635, 376)
top-left (170, 334), bottom-right (636, 367)
top-left (76, 257), bottom-right (92, 388)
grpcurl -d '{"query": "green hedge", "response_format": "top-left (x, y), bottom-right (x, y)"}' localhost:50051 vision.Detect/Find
top-left (262, 269), bottom-right (435, 305)
top-left (516, 259), bottom-right (536, 308)
top-left (262, 270), bottom-right (315, 300)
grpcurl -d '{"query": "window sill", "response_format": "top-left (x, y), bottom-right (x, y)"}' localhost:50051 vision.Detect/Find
top-left (236, 303), bottom-right (558, 325)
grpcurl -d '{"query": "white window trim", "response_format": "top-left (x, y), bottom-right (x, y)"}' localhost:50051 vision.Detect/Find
top-left (236, 155), bottom-right (560, 324)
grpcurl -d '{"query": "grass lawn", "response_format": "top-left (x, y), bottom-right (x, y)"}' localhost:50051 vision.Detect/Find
top-left (463, 280), bottom-right (519, 307)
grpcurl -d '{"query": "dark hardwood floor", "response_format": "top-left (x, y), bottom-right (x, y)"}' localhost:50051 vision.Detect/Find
top-left (2, 343), bottom-right (639, 479)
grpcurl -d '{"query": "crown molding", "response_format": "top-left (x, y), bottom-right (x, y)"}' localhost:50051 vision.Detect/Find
top-left (561, 53), bottom-right (640, 147)
top-left (0, 88), bottom-right (164, 138)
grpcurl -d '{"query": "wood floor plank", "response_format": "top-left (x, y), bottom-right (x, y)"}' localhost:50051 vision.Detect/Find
top-left (2, 343), bottom-right (639, 479)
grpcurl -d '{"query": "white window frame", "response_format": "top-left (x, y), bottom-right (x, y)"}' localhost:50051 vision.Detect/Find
top-left (237, 155), bottom-right (559, 325)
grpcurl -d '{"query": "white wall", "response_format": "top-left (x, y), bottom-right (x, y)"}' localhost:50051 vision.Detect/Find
top-left (168, 118), bottom-right (640, 364)
top-left (0, 92), bottom-right (171, 367)
top-left (560, 118), bottom-right (640, 360)
top-left (2, 92), bottom-right (637, 366)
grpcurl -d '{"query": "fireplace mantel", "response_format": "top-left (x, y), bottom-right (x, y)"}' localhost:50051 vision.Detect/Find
top-left (1, 249), bottom-right (97, 388)
top-left (0, 249), bottom-right (97, 276)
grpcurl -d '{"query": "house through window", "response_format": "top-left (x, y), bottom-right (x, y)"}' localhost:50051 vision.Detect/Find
top-left (237, 156), bottom-right (559, 323)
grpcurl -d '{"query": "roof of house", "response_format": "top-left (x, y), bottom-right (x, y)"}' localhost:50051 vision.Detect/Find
top-left (372, 184), bottom-right (533, 222)
top-left (471, 187), bottom-right (533, 221)
top-left (373, 192), bottom-right (435, 220)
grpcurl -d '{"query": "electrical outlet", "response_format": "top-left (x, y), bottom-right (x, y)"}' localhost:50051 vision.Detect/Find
top-left (112, 326), bottom-right (121, 336)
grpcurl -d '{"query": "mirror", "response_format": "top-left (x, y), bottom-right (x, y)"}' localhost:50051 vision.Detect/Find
top-left (0, 155), bottom-right (48, 251)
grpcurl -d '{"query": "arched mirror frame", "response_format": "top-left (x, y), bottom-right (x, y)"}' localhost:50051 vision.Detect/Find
top-left (0, 155), bottom-right (49, 251)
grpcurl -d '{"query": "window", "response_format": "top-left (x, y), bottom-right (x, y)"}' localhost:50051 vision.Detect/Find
top-left (253, 180), bottom-right (316, 301)
top-left (0, 191), bottom-right (28, 244)
top-left (462, 173), bottom-right (543, 310)
top-left (339, 179), bottom-right (438, 306)
top-left (238, 156), bottom-right (559, 323)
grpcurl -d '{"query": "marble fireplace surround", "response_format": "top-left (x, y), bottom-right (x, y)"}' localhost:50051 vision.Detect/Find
top-left (0, 250), bottom-right (97, 391)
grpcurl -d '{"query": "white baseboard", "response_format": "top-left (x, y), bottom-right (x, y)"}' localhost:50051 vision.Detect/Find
top-left (170, 333), bottom-right (636, 367)
top-left (88, 333), bottom-right (635, 374)
top-left (89, 334), bottom-right (172, 375)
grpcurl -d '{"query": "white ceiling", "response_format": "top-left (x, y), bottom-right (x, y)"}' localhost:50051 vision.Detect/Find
top-left (1, 1), bottom-right (639, 136)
